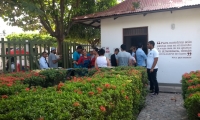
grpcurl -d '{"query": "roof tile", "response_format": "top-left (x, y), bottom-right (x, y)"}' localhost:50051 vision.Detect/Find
top-left (73, 0), bottom-right (200, 21)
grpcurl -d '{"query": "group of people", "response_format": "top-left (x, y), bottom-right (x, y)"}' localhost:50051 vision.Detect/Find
top-left (110, 41), bottom-right (159, 95)
top-left (72, 46), bottom-right (110, 68)
top-left (39, 47), bottom-right (62, 69)
top-left (39, 40), bottom-right (159, 95)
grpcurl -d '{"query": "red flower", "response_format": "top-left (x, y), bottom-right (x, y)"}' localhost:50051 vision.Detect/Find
top-left (26, 88), bottom-right (30, 91)
top-left (104, 83), bottom-right (110, 88)
top-left (91, 83), bottom-right (95, 86)
top-left (87, 78), bottom-right (92, 82)
top-left (58, 82), bottom-right (64, 87)
top-left (88, 91), bottom-right (94, 96)
top-left (188, 80), bottom-right (193, 83)
top-left (100, 106), bottom-right (106, 112)
top-left (198, 113), bottom-right (200, 117)
top-left (37, 117), bottom-right (44, 120)
top-left (125, 95), bottom-right (129, 100)
top-left (1, 95), bottom-right (8, 99)
top-left (57, 82), bottom-right (64, 91)
top-left (6, 83), bottom-right (12, 87)
top-left (73, 102), bottom-right (80, 107)
top-left (96, 87), bottom-right (103, 93)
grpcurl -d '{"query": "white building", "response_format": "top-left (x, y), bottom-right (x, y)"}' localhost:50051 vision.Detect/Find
top-left (73, 0), bottom-right (200, 84)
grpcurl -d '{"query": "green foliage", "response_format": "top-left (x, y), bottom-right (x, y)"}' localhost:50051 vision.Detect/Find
top-left (6, 33), bottom-right (56, 44)
top-left (184, 92), bottom-right (200, 120)
top-left (181, 70), bottom-right (200, 120)
top-left (132, 1), bottom-right (140, 9)
top-left (0, 67), bottom-right (147, 120)
top-left (0, 81), bottom-right (27, 96)
top-left (0, 0), bottom-right (117, 52)
top-left (24, 69), bottom-right (66, 88)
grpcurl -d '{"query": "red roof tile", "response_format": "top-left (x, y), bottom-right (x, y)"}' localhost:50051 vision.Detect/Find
top-left (73, 0), bottom-right (200, 21)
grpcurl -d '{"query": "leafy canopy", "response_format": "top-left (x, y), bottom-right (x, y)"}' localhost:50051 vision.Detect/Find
top-left (0, 0), bottom-right (117, 52)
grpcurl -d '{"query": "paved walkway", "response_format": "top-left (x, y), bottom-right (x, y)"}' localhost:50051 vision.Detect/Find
top-left (137, 92), bottom-right (188, 120)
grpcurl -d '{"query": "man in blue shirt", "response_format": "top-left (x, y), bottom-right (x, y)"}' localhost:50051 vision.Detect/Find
top-left (73, 45), bottom-right (83, 68)
top-left (39, 52), bottom-right (49, 69)
top-left (136, 43), bottom-right (147, 67)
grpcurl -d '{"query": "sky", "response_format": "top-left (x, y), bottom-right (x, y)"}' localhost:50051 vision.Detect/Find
top-left (0, 18), bottom-right (24, 36)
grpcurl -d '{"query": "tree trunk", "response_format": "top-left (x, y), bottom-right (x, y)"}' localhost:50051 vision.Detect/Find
top-left (57, 39), bottom-right (63, 55)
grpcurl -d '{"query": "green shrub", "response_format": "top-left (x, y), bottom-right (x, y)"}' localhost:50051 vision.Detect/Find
top-left (24, 69), bottom-right (66, 87)
top-left (0, 81), bottom-right (27, 96)
top-left (184, 92), bottom-right (200, 120)
top-left (0, 67), bottom-right (147, 120)
top-left (181, 70), bottom-right (200, 120)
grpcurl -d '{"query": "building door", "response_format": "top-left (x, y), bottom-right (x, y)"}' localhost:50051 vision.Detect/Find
top-left (123, 27), bottom-right (148, 54)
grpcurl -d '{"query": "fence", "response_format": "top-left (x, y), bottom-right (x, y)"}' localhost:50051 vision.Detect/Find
top-left (0, 38), bottom-right (92, 73)
top-left (0, 38), bottom-right (52, 73)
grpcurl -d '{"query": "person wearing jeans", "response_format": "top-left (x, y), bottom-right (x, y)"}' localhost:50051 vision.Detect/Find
top-left (147, 41), bottom-right (159, 95)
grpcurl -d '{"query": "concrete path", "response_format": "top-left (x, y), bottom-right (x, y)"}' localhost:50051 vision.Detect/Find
top-left (137, 86), bottom-right (187, 120)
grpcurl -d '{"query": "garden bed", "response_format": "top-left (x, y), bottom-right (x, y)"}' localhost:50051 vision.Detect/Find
top-left (181, 70), bottom-right (200, 120)
top-left (0, 67), bottom-right (148, 119)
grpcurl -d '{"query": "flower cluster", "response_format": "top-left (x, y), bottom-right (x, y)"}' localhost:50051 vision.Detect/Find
top-left (182, 70), bottom-right (200, 119)
top-left (0, 67), bottom-right (148, 119)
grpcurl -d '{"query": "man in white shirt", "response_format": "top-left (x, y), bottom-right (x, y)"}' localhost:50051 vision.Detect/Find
top-left (147, 41), bottom-right (159, 95)
top-left (39, 52), bottom-right (49, 69)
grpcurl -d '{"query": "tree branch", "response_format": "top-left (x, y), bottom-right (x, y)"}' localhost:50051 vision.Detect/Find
top-left (59, 0), bottom-right (65, 39)
top-left (37, 0), bottom-right (55, 36)
top-left (39, 16), bottom-right (55, 37)
top-left (52, 0), bottom-right (59, 38)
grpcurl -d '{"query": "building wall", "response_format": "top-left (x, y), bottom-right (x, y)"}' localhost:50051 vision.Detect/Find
top-left (101, 8), bottom-right (200, 84)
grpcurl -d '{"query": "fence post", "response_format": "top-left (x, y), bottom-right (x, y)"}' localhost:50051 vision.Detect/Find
top-left (13, 41), bottom-right (17, 72)
top-left (24, 40), bottom-right (28, 71)
top-left (29, 41), bottom-right (33, 70)
top-left (62, 42), bottom-right (66, 68)
top-left (1, 38), bottom-right (5, 72)
top-left (66, 43), bottom-right (69, 68)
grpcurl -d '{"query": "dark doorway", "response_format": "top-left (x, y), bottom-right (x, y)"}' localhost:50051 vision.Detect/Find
top-left (123, 27), bottom-right (148, 54)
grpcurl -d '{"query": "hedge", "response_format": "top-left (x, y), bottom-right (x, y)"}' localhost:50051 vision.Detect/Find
top-left (0, 67), bottom-right (148, 120)
top-left (181, 70), bottom-right (200, 120)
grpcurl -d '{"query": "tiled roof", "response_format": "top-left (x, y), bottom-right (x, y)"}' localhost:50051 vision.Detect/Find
top-left (73, 0), bottom-right (200, 21)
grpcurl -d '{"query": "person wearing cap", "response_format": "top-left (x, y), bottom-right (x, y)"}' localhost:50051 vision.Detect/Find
top-left (48, 47), bottom-right (61, 68)
top-left (73, 45), bottom-right (83, 68)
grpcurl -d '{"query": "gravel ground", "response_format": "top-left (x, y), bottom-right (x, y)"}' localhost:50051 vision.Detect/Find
top-left (137, 93), bottom-right (188, 120)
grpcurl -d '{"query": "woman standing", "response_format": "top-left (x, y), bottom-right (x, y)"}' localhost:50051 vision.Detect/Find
top-left (90, 47), bottom-right (99, 68)
top-left (95, 48), bottom-right (110, 68)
